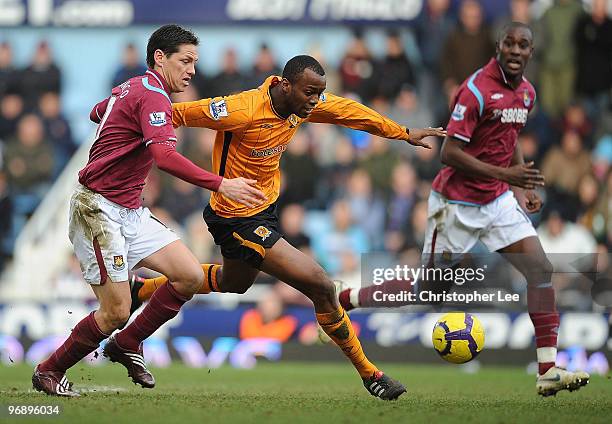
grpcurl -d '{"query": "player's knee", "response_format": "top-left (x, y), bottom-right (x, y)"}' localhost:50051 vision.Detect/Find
top-left (306, 271), bottom-right (335, 305)
top-left (535, 257), bottom-right (554, 281)
top-left (170, 266), bottom-right (204, 295)
top-left (100, 303), bottom-right (130, 329)
top-left (525, 257), bottom-right (554, 285)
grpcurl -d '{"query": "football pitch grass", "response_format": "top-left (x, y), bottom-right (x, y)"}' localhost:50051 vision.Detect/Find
top-left (1, 362), bottom-right (610, 424)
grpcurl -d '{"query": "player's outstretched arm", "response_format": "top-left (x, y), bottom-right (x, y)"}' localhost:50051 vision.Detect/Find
top-left (307, 93), bottom-right (445, 147)
top-left (441, 137), bottom-right (545, 190)
top-left (172, 93), bottom-right (250, 132)
top-left (149, 142), bottom-right (265, 208)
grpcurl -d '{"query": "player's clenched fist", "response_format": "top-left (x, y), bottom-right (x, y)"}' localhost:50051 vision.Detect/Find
top-left (407, 127), bottom-right (447, 148)
top-left (500, 161), bottom-right (545, 190)
top-left (218, 177), bottom-right (267, 208)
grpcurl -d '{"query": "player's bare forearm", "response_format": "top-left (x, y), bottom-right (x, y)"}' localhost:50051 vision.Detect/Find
top-left (441, 137), bottom-right (544, 190)
top-left (440, 137), bottom-right (506, 180)
top-left (510, 142), bottom-right (525, 166)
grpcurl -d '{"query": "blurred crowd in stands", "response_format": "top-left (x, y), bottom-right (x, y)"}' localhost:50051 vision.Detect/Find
top-left (1, 0), bottom-right (611, 308)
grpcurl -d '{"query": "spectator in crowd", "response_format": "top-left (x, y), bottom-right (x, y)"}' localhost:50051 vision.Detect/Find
top-left (312, 199), bottom-right (369, 275)
top-left (415, 0), bottom-right (455, 122)
top-left (440, 0), bottom-right (495, 105)
top-left (246, 43), bottom-right (281, 89)
top-left (0, 41), bottom-right (17, 97)
top-left (38, 92), bottom-right (75, 174)
top-left (403, 199), bottom-right (428, 251)
top-left (576, 173), bottom-right (600, 233)
top-left (0, 92), bottom-right (24, 140)
top-left (209, 47), bottom-right (244, 97)
top-left (280, 128), bottom-right (320, 206)
top-left (385, 161), bottom-right (419, 250)
top-left (279, 203), bottom-right (311, 253)
top-left (239, 287), bottom-right (298, 343)
top-left (318, 135), bottom-right (356, 204)
top-left (375, 30), bottom-right (416, 101)
top-left (574, 0), bottom-right (612, 118)
top-left (111, 43), bottom-right (147, 88)
top-left (339, 30), bottom-right (377, 102)
top-left (345, 168), bottom-right (386, 249)
top-left (542, 130), bottom-right (593, 206)
top-left (538, 209), bottom-right (597, 273)
top-left (390, 84), bottom-right (435, 132)
top-left (560, 103), bottom-right (593, 146)
top-left (415, 0), bottom-right (454, 71)
top-left (413, 136), bottom-right (442, 193)
top-left (20, 41), bottom-right (61, 107)
top-left (537, 0), bottom-right (584, 117)
top-left (359, 135), bottom-right (399, 196)
top-left (4, 114), bottom-right (54, 201)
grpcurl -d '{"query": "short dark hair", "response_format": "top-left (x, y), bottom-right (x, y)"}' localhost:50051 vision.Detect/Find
top-left (146, 24), bottom-right (199, 68)
top-left (498, 21), bottom-right (533, 43)
top-left (282, 55), bottom-right (325, 84)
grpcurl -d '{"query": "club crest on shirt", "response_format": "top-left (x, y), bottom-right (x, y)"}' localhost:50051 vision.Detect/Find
top-left (149, 111), bottom-right (166, 126)
top-left (210, 99), bottom-right (228, 120)
top-left (112, 255), bottom-right (125, 271)
top-left (451, 103), bottom-right (466, 121)
top-left (254, 226), bottom-right (272, 241)
top-left (523, 90), bottom-right (531, 107)
top-left (319, 93), bottom-right (327, 102)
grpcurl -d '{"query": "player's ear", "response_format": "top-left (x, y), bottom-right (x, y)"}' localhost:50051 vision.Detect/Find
top-left (154, 49), bottom-right (165, 67)
top-left (281, 78), bottom-right (291, 94)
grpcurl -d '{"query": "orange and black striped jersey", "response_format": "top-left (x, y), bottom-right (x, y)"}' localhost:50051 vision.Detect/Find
top-left (172, 75), bottom-right (411, 218)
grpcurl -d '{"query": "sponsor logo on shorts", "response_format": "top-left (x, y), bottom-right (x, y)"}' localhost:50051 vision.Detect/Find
top-left (149, 111), bottom-right (166, 126)
top-left (209, 99), bottom-right (228, 120)
top-left (113, 255), bottom-right (126, 271)
top-left (254, 226), bottom-right (272, 241)
top-left (250, 144), bottom-right (287, 158)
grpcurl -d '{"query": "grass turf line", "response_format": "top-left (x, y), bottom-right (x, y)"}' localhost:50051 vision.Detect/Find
top-left (0, 362), bottom-right (610, 424)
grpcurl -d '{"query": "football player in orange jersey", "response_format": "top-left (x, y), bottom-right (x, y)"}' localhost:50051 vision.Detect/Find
top-left (132, 55), bottom-right (446, 400)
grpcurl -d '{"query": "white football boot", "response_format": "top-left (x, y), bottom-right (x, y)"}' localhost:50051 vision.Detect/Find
top-left (536, 366), bottom-right (590, 397)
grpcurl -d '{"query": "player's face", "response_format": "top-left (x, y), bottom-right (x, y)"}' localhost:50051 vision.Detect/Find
top-left (287, 69), bottom-right (326, 118)
top-left (158, 44), bottom-right (198, 93)
top-left (496, 27), bottom-right (533, 79)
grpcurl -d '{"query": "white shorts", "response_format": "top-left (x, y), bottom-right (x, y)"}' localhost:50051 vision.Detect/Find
top-left (68, 185), bottom-right (179, 285)
top-left (421, 190), bottom-right (537, 266)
